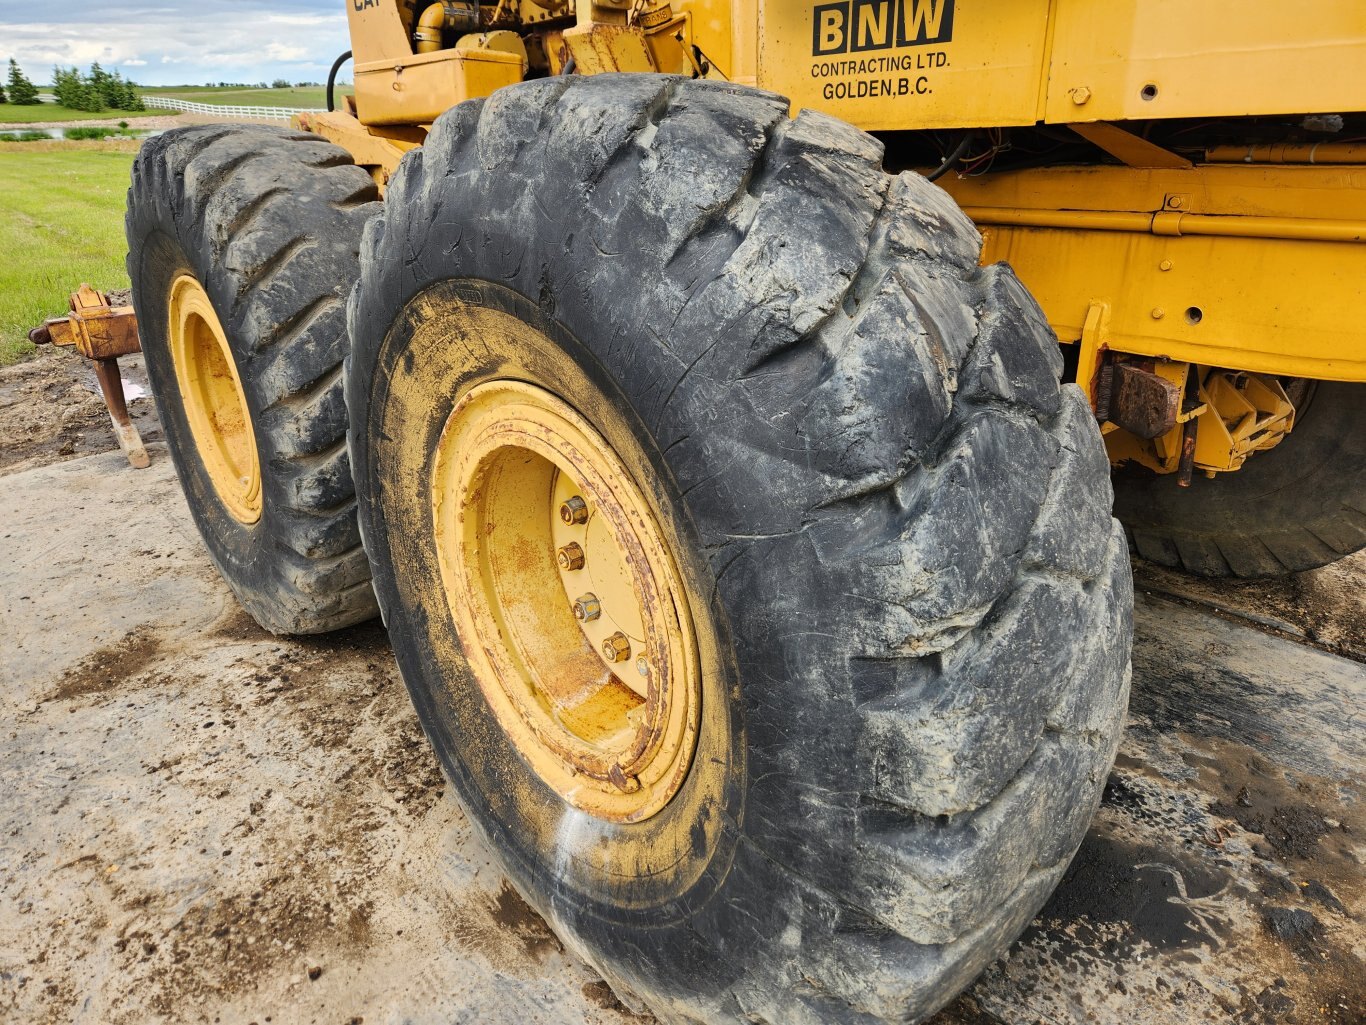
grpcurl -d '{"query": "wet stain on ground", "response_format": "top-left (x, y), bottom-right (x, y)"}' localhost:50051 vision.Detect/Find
top-left (959, 726), bottom-right (1366, 1025)
top-left (1030, 828), bottom-right (1234, 957)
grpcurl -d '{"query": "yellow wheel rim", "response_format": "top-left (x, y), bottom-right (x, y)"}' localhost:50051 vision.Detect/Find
top-left (431, 380), bottom-right (701, 823)
top-left (167, 274), bottom-right (262, 524)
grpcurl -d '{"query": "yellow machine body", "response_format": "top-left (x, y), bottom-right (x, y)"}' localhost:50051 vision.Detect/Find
top-left (758, 0), bottom-right (1366, 129)
top-left (304, 0), bottom-right (1366, 478)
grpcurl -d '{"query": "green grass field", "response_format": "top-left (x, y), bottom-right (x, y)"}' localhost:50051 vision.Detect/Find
top-left (0, 144), bottom-right (136, 364)
top-left (0, 101), bottom-right (161, 124)
top-left (142, 84), bottom-right (351, 109)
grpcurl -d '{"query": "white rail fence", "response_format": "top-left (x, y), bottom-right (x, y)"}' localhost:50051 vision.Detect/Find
top-left (142, 96), bottom-right (324, 121)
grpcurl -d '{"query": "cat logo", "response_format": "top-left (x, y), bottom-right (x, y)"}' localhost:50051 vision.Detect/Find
top-left (813, 0), bottom-right (955, 55)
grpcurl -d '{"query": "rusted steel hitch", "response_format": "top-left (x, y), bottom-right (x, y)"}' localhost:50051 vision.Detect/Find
top-left (29, 285), bottom-right (149, 469)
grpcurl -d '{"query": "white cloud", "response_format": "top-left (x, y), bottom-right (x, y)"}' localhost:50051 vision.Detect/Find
top-left (0, 0), bottom-right (351, 84)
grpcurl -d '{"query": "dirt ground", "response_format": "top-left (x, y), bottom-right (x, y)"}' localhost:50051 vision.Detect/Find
top-left (1, 347), bottom-right (1362, 1025)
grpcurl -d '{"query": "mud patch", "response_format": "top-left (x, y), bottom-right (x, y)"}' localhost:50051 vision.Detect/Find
top-left (266, 623), bottom-right (448, 815)
top-left (144, 889), bottom-right (337, 1017)
top-left (43, 626), bottom-right (164, 703)
top-left (1196, 736), bottom-right (1362, 889)
top-left (444, 880), bottom-right (568, 973)
top-left (490, 882), bottom-right (563, 961)
top-left (209, 603), bottom-right (268, 642)
top-left (582, 978), bottom-right (655, 1020)
top-left (929, 994), bottom-right (1009, 1024)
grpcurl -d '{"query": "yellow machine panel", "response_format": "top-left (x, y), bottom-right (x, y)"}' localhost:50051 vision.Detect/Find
top-left (759, 0), bottom-right (1052, 129)
top-left (1044, 0), bottom-right (1366, 124)
top-left (757, 0), bottom-right (1366, 131)
top-left (943, 162), bottom-right (1366, 386)
top-left (355, 47), bottom-right (526, 125)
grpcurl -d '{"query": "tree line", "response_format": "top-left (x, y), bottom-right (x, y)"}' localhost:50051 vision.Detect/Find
top-left (52, 63), bottom-right (145, 111)
top-left (1, 58), bottom-right (144, 111)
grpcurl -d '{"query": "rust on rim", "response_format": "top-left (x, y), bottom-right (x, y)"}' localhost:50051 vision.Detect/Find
top-left (431, 380), bottom-right (700, 822)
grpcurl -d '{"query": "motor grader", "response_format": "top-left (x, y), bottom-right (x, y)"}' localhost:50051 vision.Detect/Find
top-left (95, 1), bottom-right (1366, 1022)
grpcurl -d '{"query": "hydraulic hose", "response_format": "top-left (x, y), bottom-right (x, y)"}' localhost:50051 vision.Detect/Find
top-left (926, 131), bottom-right (977, 182)
top-left (326, 50), bottom-right (352, 113)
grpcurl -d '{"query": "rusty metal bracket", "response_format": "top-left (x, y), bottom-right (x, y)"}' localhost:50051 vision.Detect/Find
top-left (1108, 362), bottom-right (1183, 440)
top-left (29, 284), bottom-right (148, 469)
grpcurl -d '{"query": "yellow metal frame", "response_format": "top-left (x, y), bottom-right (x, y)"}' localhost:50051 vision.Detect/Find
top-left (1103, 364), bottom-right (1296, 476)
top-left (941, 161), bottom-right (1366, 389)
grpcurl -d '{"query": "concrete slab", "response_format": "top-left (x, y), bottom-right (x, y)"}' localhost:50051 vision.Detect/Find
top-left (2, 445), bottom-right (1362, 1025)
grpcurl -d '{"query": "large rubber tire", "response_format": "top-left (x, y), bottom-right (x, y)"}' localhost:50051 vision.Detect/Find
top-left (347, 76), bottom-right (1133, 1025)
top-left (1115, 382), bottom-right (1366, 576)
top-left (126, 124), bottom-right (380, 633)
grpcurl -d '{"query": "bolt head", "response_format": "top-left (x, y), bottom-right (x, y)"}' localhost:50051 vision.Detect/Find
top-left (560, 495), bottom-right (588, 525)
top-left (557, 542), bottom-right (585, 571)
top-left (636, 656), bottom-right (650, 677)
top-left (1151, 307), bottom-right (1166, 320)
top-left (1071, 85), bottom-right (1092, 105)
top-left (572, 593), bottom-right (601, 622)
top-left (1159, 259), bottom-right (1174, 271)
top-left (602, 632), bottom-right (630, 663)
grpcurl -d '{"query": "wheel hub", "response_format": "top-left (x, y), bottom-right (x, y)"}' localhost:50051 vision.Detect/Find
top-left (430, 381), bottom-right (700, 822)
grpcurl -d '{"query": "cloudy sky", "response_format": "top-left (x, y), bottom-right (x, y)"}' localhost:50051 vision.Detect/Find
top-left (0, 0), bottom-right (353, 85)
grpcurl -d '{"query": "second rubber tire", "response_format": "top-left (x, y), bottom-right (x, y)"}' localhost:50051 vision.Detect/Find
top-left (126, 124), bottom-right (380, 633)
top-left (1115, 381), bottom-right (1366, 576)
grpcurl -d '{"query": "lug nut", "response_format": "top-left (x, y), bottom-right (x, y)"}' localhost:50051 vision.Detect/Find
top-left (602, 632), bottom-right (630, 662)
top-left (636, 656), bottom-right (650, 678)
top-left (557, 542), bottom-right (585, 571)
top-left (560, 495), bottom-right (588, 525)
top-left (573, 593), bottom-right (601, 622)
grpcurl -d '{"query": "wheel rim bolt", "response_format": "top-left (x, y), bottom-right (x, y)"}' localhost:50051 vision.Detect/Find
top-left (636, 656), bottom-right (650, 677)
top-left (603, 632), bottom-right (630, 662)
top-left (557, 542), bottom-right (585, 570)
top-left (573, 593), bottom-right (601, 621)
top-left (560, 495), bottom-right (588, 525)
